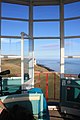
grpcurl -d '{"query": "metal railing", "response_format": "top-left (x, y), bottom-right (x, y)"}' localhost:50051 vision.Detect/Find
top-left (34, 72), bottom-right (78, 102)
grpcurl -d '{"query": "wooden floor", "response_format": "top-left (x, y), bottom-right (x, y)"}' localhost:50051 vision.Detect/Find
top-left (49, 107), bottom-right (80, 120)
top-left (49, 109), bottom-right (64, 120)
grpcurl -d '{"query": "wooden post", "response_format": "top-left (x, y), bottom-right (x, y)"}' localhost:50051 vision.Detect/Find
top-left (38, 73), bottom-right (40, 88)
top-left (46, 73), bottom-right (48, 101)
top-left (54, 73), bottom-right (56, 100)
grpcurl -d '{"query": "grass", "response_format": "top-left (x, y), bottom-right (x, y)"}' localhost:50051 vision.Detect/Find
top-left (1, 58), bottom-right (49, 77)
top-left (1, 58), bottom-right (21, 77)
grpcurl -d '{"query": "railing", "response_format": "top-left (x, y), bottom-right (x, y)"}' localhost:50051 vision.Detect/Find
top-left (1, 72), bottom-right (78, 102)
top-left (34, 72), bottom-right (78, 102)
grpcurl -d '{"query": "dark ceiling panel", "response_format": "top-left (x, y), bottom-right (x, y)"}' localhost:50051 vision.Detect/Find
top-left (2, 0), bottom-right (80, 6)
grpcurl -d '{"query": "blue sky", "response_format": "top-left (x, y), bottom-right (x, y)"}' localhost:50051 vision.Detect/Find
top-left (1, 1), bottom-right (80, 59)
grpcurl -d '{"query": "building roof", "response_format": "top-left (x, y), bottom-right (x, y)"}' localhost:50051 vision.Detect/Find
top-left (2, 0), bottom-right (80, 6)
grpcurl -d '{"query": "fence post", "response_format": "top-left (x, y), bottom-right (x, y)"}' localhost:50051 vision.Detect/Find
top-left (38, 73), bottom-right (40, 88)
top-left (46, 73), bottom-right (48, 101)
top-left (54, 72), bottom-right (56, 100)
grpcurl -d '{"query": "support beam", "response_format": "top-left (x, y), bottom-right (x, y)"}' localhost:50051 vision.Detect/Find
top-left (21, 32), bottom-right (24, 85)
top-left (60, 0), bottom-right (64, 78)
top-left (29, 2), bottom-right (34, 88)
top-left (0, 35), bottom-right (80, 39)
top-left (0, 17), bottom-right (28, 22)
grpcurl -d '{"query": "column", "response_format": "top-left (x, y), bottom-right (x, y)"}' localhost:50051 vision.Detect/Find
top-left (60, 0), bottom-right (64, 78)
top-left (29, 2), bottom-right (34, 87)
top-left (21, 32), bottom-right (24, 85)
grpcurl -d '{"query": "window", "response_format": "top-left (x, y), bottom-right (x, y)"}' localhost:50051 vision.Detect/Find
top-left (2, 3), bottom-right (29, 19)
top-left (34, 22), bottom-right (60, 37)
top-left (64, 2), bottom-right (80, 18)
top-left (1, 20), bottom-right (28, 36)
top-left (34, 6), bottom-right (59, 19)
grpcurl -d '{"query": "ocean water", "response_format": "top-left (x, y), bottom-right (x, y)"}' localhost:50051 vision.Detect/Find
top-left (37, 58), bottom-right (80, 75)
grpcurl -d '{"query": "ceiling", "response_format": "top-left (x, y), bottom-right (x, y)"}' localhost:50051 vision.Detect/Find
top-left (2, 0), bottom-right (80, 6)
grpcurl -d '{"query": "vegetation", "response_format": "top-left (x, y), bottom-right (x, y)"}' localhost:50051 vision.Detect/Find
top-left (1, 58), bottom-right (21, 77)
top-left (1, 58), bottom-right (49, 77)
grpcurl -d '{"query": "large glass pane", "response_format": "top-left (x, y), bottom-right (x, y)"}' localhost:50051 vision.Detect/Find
top-left (34, 39), bottom-right (60, 101)
top-left (1, 38), bottom-right (21, 77)
top-left (64, 2), bottom-right (80, 18)
top-left (64, 38), bottom-right (80, 74)
top-left (2, 3), bottom-right (29, 19)
top-left (34, 5), bottom-right (59, 19)
top-left (1, 38), bottom-right (29, 56)
top-left (65, 38), bottom-right (80, 56)
top-left (1, 38), bottom-right (21, 55)
top-left (65, 58), bottom-right (80, 74)
top-left (1, 20), bottom-right (28, 36)
top-left (64, 19), bottom-right (80, 36)
top-left (34, 39), bottom-right (60, 72)
top-left (1, 38), bottom-right (29, 77)
top-left (34, 22), bottom-right (60, 37)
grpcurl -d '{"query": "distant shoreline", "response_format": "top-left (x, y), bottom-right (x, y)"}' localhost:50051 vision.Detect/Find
top-left (37, 63), bottom-right (55, 72)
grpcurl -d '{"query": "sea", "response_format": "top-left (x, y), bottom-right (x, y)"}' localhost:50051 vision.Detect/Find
top-left (36, 58), bottom-right (80, 75)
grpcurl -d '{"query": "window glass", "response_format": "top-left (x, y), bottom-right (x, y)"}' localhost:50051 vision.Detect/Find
top-left (1, 38), bottom-right (21, 55)
top-left (1, 38), bottom-right (29, 77)
top-left (34, 5), bottom-right (59, 19)
top-left (2, 3), bottom-right (29, 19)
top-left (1, 20), bottom-right (28, 36)
top-left (34, 39), bottom-right (60, 72)
top-left (64, 2), bottom-right (80, 18)
top-left (65, 38), bottom-right (80, 56)
top-left (64, 38), bottom-right (80, 74)
top-left (64, 19), bottom-right (80, 36)
top-left (34, 22), bottom-right (60, 37)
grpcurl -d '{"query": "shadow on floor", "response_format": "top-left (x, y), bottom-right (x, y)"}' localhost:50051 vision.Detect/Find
top-left (49, 107), bottom-right (80, 120)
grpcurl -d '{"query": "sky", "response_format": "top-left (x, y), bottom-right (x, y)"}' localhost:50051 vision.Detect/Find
top-left (1, 1), bottom-right (80, 59)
